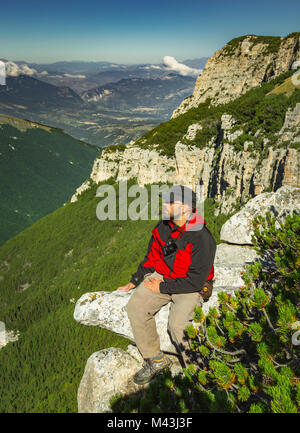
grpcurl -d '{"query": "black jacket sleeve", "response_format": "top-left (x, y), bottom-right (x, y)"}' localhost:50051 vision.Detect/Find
top-left (130, 234), bottom-right (156, 287)
top-left (159, 228), bottom-right (216, 295)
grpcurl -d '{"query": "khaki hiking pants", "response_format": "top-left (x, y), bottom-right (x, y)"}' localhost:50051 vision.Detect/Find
top-left (125, 271), bottom-right (204, 367)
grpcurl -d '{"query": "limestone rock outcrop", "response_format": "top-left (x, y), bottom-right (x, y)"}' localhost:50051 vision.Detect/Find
top-left (277, 103), bottom-right (300, 143)
top-left (70, 179), bottom-right (91, 203)
top-left (0, 323), bottom-right (19, 350)
top-left (73, 134), bottom-right (298, 216)
top-left (172, 34), bottom-right (300, 118)
top-left (220, 185), bottom-right (300, 244)
top-left (72, 99), bottom-right (299, 215)
top-left (77, 345), bottom-right (183, 413)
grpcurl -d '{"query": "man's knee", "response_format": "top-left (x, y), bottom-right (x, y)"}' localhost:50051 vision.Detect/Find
top-left (168, 317), bottom-right (189, 338)
top-left (125, 290), bottom-right (149, 319)
top-left (125, 295), bottom-right (137, 316)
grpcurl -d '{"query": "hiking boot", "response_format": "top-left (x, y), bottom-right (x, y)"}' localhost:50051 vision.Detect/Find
top-left (133, 352), bottom-right (172, 385)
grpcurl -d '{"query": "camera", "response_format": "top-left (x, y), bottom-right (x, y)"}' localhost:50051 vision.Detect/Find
top-left (162, 238), bottom-right (178, 257)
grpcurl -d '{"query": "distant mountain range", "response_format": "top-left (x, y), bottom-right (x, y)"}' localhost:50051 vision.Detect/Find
top-left (0, 75), bottom-right (84, 112)
top-left (0, 61), bottom-right (206, 147)
top-left (0, 58), bottom-right (209, 93)
top-left (5, 57), bottom-right (208, 73)
top-left (80, 73), bottom-right (195, 110)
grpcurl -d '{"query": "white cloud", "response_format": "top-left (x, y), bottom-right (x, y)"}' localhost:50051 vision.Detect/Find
top-left (5, 61), bottom-right (37, 77)
top-left (143, 65), bottom-right (162, 70)
top-left (21, 64), bottom-right (37, 76)
top-left (4, 62), bottom-right (87, 80)
top-left (63, 73), bottom-right (86, 79)
top-left (162, 56), bottom-right (201, 77)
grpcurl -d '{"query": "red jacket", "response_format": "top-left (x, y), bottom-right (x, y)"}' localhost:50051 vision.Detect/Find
top-left (130, 209), bottom-right (216, 294)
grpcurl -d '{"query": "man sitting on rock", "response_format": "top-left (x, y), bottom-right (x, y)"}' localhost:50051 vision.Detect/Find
top-left (117, 185), bottom-right (216, 385)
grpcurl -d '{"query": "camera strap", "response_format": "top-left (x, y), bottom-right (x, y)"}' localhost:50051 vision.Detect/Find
top-left (169, 210), bottom-right (195, 240)
top-left (156, 211), bottom-right (196, 250)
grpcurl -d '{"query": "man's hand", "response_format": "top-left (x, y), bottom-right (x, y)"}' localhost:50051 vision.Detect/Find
top-left (116, 282), bottom-right (135, 292)
top-left (144, 277), bottom-right (161, 293)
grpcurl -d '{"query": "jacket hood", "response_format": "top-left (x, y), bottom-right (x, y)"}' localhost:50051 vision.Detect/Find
top-left (185, 208), bottom-right (206, 232)
top-left (167, 208), bottom-right (206, 233)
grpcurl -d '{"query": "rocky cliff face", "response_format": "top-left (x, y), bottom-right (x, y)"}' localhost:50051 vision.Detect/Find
top-left (172, 34), bottom-right (300, 118)
top-left (71, 106), bottom-right (300, 215)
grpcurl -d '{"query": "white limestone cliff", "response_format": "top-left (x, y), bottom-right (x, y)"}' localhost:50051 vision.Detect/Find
top-left (71, 110), bottom-right (299, 215)
top-left (220, 185), bottom-right (300, 244)
top-left (172, 34), bottom-right (300, 118)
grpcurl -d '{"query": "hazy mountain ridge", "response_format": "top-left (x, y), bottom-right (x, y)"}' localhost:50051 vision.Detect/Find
top-left (0, 70), bottom-right (200, 148)
top-left (80, 73), bottom-right (195, 110)
top-left (0, 75), bottom-right (85, 111)
top-left (1, 57), bottom-right (209, 93)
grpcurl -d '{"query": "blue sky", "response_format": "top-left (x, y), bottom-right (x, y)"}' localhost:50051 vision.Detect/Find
top-left (1, 0), bottom-right (299, 64)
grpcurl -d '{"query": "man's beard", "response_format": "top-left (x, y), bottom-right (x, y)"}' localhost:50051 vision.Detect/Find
top-left (172, 209), bottom-right (183, 220)
top-left (162, 207), bottom-right (173, 220)
top-left (163, 208), bottom-right (183, 220)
